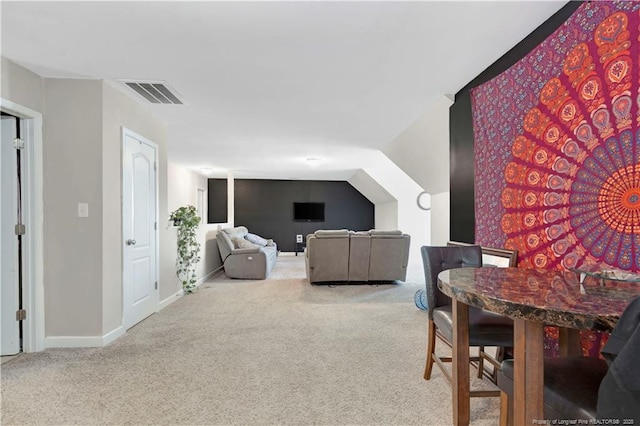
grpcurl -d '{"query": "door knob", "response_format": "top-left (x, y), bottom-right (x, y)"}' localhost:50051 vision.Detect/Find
top-left (126, 239), bottom-right (137, 246)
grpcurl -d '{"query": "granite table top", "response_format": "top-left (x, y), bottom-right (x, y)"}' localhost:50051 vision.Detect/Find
top-left (438, 267), bottom-right (640, 332)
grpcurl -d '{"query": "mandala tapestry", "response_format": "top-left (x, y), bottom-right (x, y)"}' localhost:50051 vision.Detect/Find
top-left (471, 1), bottom-right (640, 357)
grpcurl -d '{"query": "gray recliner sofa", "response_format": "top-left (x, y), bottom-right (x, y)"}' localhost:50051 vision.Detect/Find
top-left (216, 226), bottom-right (278, 279)
top-left (305, 229), bottom-right (410, 284)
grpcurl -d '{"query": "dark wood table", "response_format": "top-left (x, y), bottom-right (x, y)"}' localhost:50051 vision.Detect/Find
top-left (437, 267), bottom-right (640, 425)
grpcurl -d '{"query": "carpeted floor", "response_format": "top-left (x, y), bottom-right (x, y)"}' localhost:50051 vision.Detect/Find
top-left (1, 254), bottom-right (500, 425)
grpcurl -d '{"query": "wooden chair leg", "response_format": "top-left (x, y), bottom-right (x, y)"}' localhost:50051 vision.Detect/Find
top-left (424, 319), bottom-right (436, 380)
top-left (492, 347), bottom-right (506, 383)
top-left (500, 391), bottom-right (509, 426)
top-left (477, 346), bottom-right (485, 378)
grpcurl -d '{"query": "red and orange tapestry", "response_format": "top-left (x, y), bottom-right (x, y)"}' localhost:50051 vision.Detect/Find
top-left (471, 1), bottom-right (640, 357)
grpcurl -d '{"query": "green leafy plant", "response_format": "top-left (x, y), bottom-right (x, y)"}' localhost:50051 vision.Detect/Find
top-left (169, 205), bottom-right (201, 293)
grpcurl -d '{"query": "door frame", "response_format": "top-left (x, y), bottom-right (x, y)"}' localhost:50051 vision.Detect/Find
top-left (121, 127), bottom-right (160, 328)
top-left (0, 98), bottom-right (45, 353)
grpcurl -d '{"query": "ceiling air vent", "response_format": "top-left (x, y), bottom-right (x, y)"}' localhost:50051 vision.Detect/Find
top-left (120, 80), bottom-right (184, 105)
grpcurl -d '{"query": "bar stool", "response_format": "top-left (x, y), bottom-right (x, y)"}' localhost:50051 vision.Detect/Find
top-left (497, 356), bottom-right (608, 425)
top-left (421, 245), bottom-right (514, 395)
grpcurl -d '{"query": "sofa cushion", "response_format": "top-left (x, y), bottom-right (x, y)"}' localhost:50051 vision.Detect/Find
top-left (348, 232), bottom-right (371, 281)
top-left (369, 229), bottom-right (403, 237)
top-left (223, 226), bottom-right (249, 240)
top-left (314, 229), bottom-right (349, 238)
top-left (217, 230), bottom-right (234, 261)
top-left (233, 237), bottom-right (259, 250)
top-left (368, 233), bottom-right (411, 281)
top-left (245, 233), bottom-right (268, 246)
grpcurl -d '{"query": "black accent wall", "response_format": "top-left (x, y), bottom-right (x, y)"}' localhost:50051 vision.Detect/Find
top-left (449, 1), bottom-right (582, 243)
top-left (215, 179), bottom-right (374, 252)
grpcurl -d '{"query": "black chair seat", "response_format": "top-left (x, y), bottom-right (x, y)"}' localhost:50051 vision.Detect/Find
top-left (499, 357), bottom-right (608, 420)
top-left (433, 305), bottom-right (514, 347)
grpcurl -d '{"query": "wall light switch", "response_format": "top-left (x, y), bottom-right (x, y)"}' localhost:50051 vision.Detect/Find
top-left (78, 203), bottom-right (89, 218)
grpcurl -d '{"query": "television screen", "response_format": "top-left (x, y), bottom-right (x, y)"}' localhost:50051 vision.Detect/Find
top-left (294, 202), bottom-right (324, 221)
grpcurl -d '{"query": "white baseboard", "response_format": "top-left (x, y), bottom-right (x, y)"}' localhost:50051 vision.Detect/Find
top-left (46, 267), bottom-right (226, 349)
top-left (102, 325), bottom-right (125, 346)
top-left (159, 288), bottom-right (183, 310)
top-left (158, 266), bottom-right (224, 311)
top-left (46, 325), bottom-right (125, 348)
top-left (46, 336), bottom-right (103, 348)
top-left (196, 266), bottom-right (223, 287)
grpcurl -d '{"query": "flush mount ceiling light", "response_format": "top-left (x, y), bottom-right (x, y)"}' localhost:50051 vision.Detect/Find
top-left (200, 167), bottom-right (214, 175)
top-left (306, 157), bottom-right (322, 167)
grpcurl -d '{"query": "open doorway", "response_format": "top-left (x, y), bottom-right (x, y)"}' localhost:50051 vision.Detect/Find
top-left (1, 99), bottom-right (45, 354)
top-left (1, 113), bottom-right (22, 356)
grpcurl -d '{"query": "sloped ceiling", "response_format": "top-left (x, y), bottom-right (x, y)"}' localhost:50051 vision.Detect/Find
top-left (1, 1), bottom-right (567, 179)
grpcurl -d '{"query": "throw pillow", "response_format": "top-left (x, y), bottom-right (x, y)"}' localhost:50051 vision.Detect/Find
top-left (245, 233), bottom-right (268, 246)
top-left (233, 237), bottom-right (259, 250)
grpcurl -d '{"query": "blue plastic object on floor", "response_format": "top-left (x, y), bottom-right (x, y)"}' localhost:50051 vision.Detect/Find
top-left (414, 289), bottom-right (427, 310)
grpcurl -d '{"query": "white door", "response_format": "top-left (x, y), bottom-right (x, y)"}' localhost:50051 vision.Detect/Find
top-left (1, 115), bottom-right (20, 355)
top-left (122, 129), bottom-right (158, 329)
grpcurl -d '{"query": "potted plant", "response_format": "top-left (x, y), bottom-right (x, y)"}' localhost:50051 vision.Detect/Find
top-left (169, 205), bottom-right (201, 293)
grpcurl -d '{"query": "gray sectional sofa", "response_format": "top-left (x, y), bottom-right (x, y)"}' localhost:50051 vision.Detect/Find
top-left (305, 229), bottom-right (410, 284)
top-left (216, 226), bottom-right (278, 279)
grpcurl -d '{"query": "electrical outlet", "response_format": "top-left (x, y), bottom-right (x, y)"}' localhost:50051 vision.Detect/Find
top-left (78, 203), bottom-right (89, 218)
top-left (296, 234), bottom-right (303, 243)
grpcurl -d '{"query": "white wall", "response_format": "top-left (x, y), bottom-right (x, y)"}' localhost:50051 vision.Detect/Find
top-left (382, 94), bottom-right (452, 194)
top-left (0, 57), bottom-right (44, 113)
top-left (166, 162), bottom-right (229, 297)
top-left (102, 81), bottom-right (168, 333)
top-left (382, 94), bottom-right (453, 247)
top-left (375, 201), bottom-right (398, 230)
top-left (348, 169), bottom-right (397, 230)
top-left (42, 78), bottom-right (104, 337)
top-left (430, 192), bottom-right (450, 245)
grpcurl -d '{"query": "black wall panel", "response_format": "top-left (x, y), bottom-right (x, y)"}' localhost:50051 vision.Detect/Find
top-left (449, 1), bottom-right (582, 243)
top-left (233, 179), bottom-right (374, 252)
top-left (207, 179), bottom-right (228, 223)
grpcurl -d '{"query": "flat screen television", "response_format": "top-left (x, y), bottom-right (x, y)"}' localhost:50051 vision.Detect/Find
top-left (294, 202), bottom-right (325, 222)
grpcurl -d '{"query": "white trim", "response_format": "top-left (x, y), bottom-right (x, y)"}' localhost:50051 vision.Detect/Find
top-left (159, 289), bottom-right (183, 310)
top-left (121, 127), bottom-right (160, 329)
top-left (46, 326), bottom-right (125, 348)
top-left (196, 186), bottom-right (206, 219)
top-left (46, 336), bottom-right (103, 348)
top-left (196, 267), bottom-right (222, 287)
top-left (0, 98), bottom-right (45, 353)
top-left (158, 266), bottom-right (223, 310)
top-left (102, 325), bottom-right (125, 346)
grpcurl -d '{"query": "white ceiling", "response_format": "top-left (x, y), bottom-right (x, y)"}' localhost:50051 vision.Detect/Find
top-left (1, 1), bottom-right (567, 180)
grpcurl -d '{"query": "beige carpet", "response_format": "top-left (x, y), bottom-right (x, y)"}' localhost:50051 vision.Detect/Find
top-left (1, 254), bottom-right (500, 425)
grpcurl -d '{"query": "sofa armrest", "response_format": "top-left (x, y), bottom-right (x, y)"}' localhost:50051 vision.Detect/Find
top-left (232, 247), bottom-right (261, 255)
